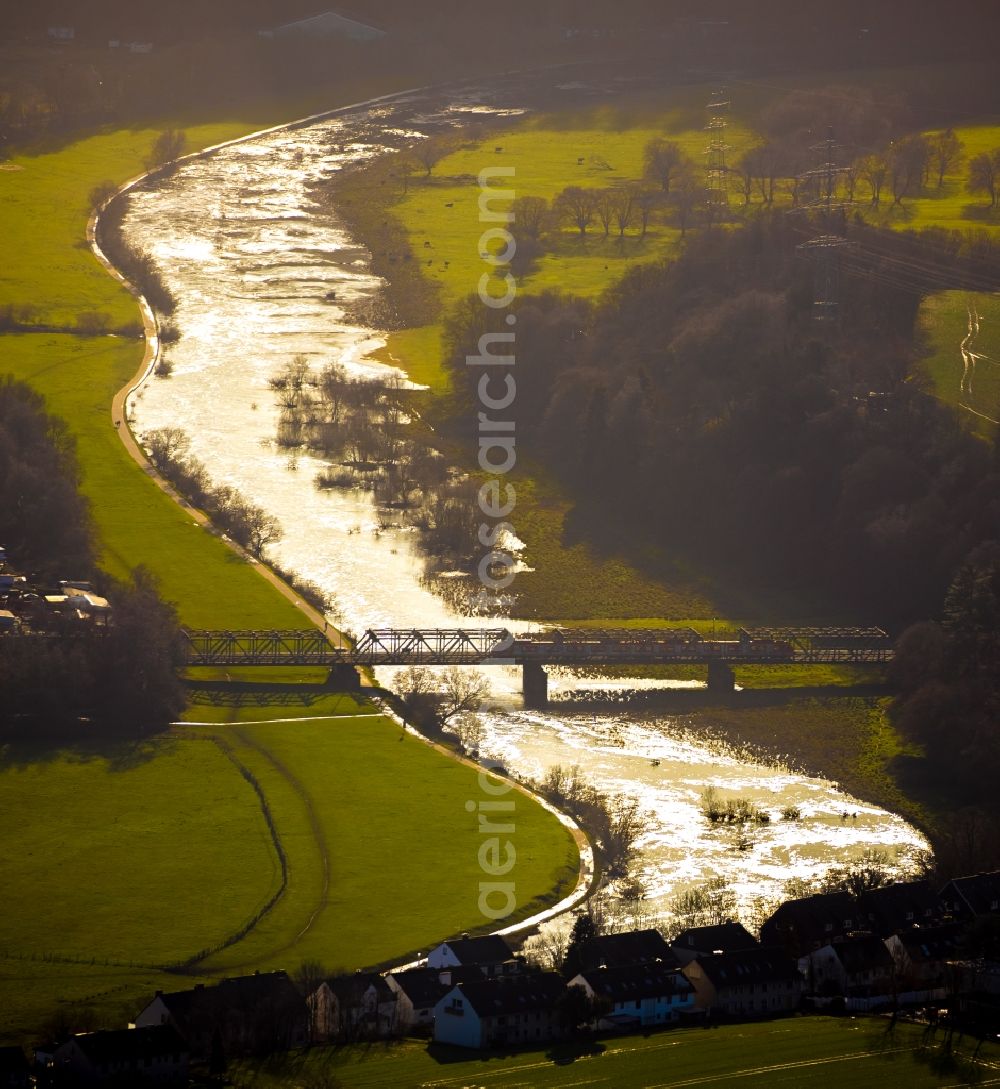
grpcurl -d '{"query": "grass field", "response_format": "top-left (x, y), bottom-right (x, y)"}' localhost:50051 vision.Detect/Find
top-left (0, 102), bottom-right (580, 1045)
top-left (0, 695), bottom-right (580, 1041)
top-left (183, 710), bottom-right (580, 974)
top-left (230, 1016), bottom-right (998, 1088)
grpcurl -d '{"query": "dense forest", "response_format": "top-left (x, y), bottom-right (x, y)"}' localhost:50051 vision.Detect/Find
top-left (0, 377), bottom-right (187, 740)
top-left (444, 215), bottom-right (1000, 626)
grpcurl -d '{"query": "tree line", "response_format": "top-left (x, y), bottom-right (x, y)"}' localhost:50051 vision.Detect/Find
top-left (0, 376), bottom-right (187, 739)
top-left (442, 212), bottom-right (1000, 627)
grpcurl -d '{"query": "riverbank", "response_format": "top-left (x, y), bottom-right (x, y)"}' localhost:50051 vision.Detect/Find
top-left (0, 86), bottom-right (582, 1044)
top-left (320, 83), bottom-right (950, 859)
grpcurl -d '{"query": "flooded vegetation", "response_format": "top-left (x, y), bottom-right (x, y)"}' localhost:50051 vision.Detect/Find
top-left (123, 75), bottom-right (929, 931)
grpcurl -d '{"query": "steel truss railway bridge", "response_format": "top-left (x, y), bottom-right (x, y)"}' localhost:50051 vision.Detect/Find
top-left (183, 626), bottom-right (893, 707)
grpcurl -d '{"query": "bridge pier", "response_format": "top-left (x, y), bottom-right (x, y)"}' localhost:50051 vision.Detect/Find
top-left (522, 663), bottom-right (549, 709)
top-left (707, 661), bottom-right (736, 693)
top-left (325, 664), bottom-right (361, 691)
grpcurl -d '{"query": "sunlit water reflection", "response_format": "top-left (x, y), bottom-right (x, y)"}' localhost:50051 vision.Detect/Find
top-left (124, 74), bottom-right (928, 928)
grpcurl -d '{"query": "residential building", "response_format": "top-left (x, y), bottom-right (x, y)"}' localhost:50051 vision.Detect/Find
top-left (134, 970), bottom-right (308, 1057)
top-left (670, 922), bottom-right (759, 965)
top-left (681, 947), bottom-right (803, 1017)
top-left (386, 968), bottom-right (450, 1033)
top-left (426, 934), bottom-right (518, 978)
top-left (940, 871), bottom-right (1000, 920)
top-left (886, 924), bottom-right (962, 988)
top-left (433, 973), bottom-right (565, 1049)
top-left (309, 972), bottom-right (398, 1041)
top-left (0, 1047), bottom-right (29, 1089)
top-left (802, 935), bottom-right (896, 998)
top-left (53, 1026), bottom-right (187, 1086)
top-left (568, 961), bottom-right (695, 1029)
top-left (568, 927), bottom-right (678, 973)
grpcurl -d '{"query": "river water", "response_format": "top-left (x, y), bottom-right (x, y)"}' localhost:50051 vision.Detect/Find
top-left (123, 72), bottom-right (928, 932)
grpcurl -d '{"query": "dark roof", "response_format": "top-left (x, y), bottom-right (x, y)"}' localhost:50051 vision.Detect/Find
top-left (70, 1026), bottom-right (187, 1064)
top-left (453, 973), bottom-right (565, 1018)
top-left (941, 871), bottom-right (1000, 917)
top-left (325, 972), bottom-right (395, 1005)
top-left (576, 929), bottom-right (677, 971)
top-left (760, 891), bottom-right (858, 951)
top-left (574, 962), bottom-right (693, 1001)
top-left (828, 935), bottom-right (894, 974)
top-left (693, 946), bottom-right (802, 988)
top-left (388, 967), bottom-right (450, 1008)
top-left (896, 924), bottom-right (963, 962)
top-left (858, 881), bottom-right (942, 930)
top-left (672, 922), bottom-right (759, 954)
top-left (0, 1046), bottom-right (29, 1075)
top-left (152, 970), bottom-right (306, 1021)
top-left (441, 935), bottom-right (515, 965)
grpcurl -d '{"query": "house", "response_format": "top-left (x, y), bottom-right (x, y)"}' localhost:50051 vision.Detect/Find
top-left (309, 972), bottom-right (398, 1041)
top-left (0, 1047), bottom-right (29, 1089)
top-left (386, 968), bottom-right (451, 1033)
top-left (759, 890), bottom-right (857, 954)
top-left (134, 970), bottom-right (309, 1057)
top-left (568, 928), bottom-right (678, 973)
top-left (433, 973), bottom-right (565, 1049)
top-left (53, 1026), bottom-right (187, 1086)
top-left (940, 871), bottom-right (1000, 920)
top-left (47, 26), bottom-right (75, 42)
top-left (802, 935), bottom-right (895, 998)
top-left (759, 882), bottom-right (939, 957)
top-left (670, 922), bottom-right (759, 965)
top-left (681, 946), bottom-right (803, 1017)
top-left (259, 11), bottom-right (386, 42)
top-left (857, 880), bottom-right (944, 933)
top-left (886, 924), bottom-right (962, 988)
top-left (427, 934), bottom-right (518, 978)
top-left (568, 961), bottom-right (696, 1030)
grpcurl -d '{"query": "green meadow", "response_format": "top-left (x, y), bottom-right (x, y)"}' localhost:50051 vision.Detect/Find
top-left (232, 1016), bottom-right (996, 1089)
top-left (0, 107), bottom-right (579, 1043)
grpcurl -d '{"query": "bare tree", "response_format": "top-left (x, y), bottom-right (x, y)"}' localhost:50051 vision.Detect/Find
top-left (643, 137), bottom-right (686, 194)
top-left (967, 149), bottom-right (1000, 208)
top-left (394, 155), bottom-right (418, 194)
top-left (512, 195), bottom-right (550, 240)
top-left (611, 186), bottom-right (637, 237)
top-left (555, 186), bottom-right (597, 237)
top-left (412, 136), bottom-right (451, 177)
top-left (144, 427), bottom-right (191, 467)
top-left (887, 134), bottom-right (931, 205)
top-left (665, 877), bottom-right (737, 938)
top-left (396, 666), bottom-right (490, 733)
top-left (147, 128), bottom-right (186, 169)
top-left (594, 189), bottom-right (615, 237)
top-left (930, 127), bottom-right (965, 188)
top-left (857, 152), bottom-right (889, 206)
top-left (634, 187), bottom-right (662, 237)
top-left (669, 171), bottom-right (703, 238)
top-left (744, 144), bottom-right (782, 205)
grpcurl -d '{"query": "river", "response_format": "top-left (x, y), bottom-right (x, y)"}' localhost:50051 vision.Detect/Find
top-left (122, 71), bottom-right (928, 935)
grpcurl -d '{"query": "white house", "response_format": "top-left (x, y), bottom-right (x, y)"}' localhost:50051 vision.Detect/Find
top-left (568, 961), bottom-right (696, 1029)
top-left (47, 27), bottom-right (75, 42)
top-left (259, 11), bottom-right (386, 43)
top-left (385, 968), bottom-right (449, 1033)
top-left (433, 974), bottom-right (565, 1049)
top-left (427, 934), bottom-right (518, 978)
